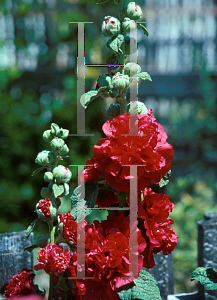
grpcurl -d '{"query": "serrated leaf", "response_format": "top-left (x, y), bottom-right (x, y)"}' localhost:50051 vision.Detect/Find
top-left (191, 267), bottom-right (217, 290)
top-left (80, 90), bottom-right (99, 108)
top-left (107, 34), bottom-right (124, 54)
top-left (159, 170), bottom-right (171, 188)
top-left (96, 0), bottom-right (111, 3)
top-left (117, 269), bottom-right (162, 300)
top-left (31, 166), bottom-right (46, 176)
top-left (26, 218), bottom-right (40, 239)
top-left (70, 186), bottom-right (92, 222)
top-left (106, 52), bottom-right (120, 72)
top-left (52, 183), bottom-right (64, 198)
top-left (132, 72), bottom-right (152, 82)
top-left (137, 23), bottom-right (149, 37)
top-left (24, 244), bottom-right (38, 253)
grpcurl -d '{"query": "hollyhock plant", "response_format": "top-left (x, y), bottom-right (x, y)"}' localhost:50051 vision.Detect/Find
top-left (7, 1), bottom-right (178, 299)
top-left (3, 270), bottom-right (35, 298)
top-left (84, 111), bottom-right (174, 194)
top-left (34, 244), bottom-right (71, 273)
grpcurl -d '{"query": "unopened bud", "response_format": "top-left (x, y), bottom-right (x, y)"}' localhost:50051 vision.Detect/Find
top-left (124, 2), bottom-right (143, 21)
top-left (101, 16), bottom-right (121, 37)
top-left (43, 130), bottom-right (54, 143)
top-left (50, 138), bottom-right (65, 151)
top-left (112, 72), bottom-right (130, 89)
top-left (122, 17), bottom-right (137, 32)
top-left (124, 62), bottom-right (141, 77)
top-left (35, 150), bottom-right (54, 166)
top-left (53, 165), bottom-right (72, 184)
top-left (44, 172), bottom-right (54, 182)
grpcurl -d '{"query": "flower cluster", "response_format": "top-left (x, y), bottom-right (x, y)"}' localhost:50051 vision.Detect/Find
top-left (84, 111), bottom-right (174, 194)
top-left (34, 244), bottom-right (71, 273)
top-left (67, 213), bottom-right (147, 300)
top-left (137, 188), bottom-right (178, 268)
top-left (3, 270), bottom-right (35, 298)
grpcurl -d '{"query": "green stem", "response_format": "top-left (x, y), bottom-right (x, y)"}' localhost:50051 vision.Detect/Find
top-left (48, 272), bottom-right (55, 300)
top-left (48, 220), bottom-right (55, 300)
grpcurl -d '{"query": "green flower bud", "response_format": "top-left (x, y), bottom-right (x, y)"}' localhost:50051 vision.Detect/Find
top-left (44, 171), bottom-right (54, 182)
top-left (50, 138), bottom-right (65, 151)
top-left (97, 74), bottom-right (113, 88)
top-left (51, 123), bottom-right (60, 136)
top-left (57, 128), bottom-right (69, 140)
top-left (43, 130), bottom-right (54, 143)
top-left (35, 150), bottom-right (54, 166)
top-left (127, 101), bottom-right (148, 115)
top-left (36, 199), bottom-right (57, 220)
top-left (124, 62), bottom-right (141, 77)
top-left (58, 144), bottom-right (69, 156)
top-left (101, 16), bottom-right (121, 37)
top-left (122, 17), bottom-right (137, 32)
top-left (36, 235), bottom-right (49, 248)
top-left (53, 165), bottom-right (72, 183)
top-left (41, 187), bottom-right (53, 198)
top-left (124, 2), bottom-right (143, 21)
top-left (124, 36), bottom-right (137, 55)
top-left (112, 72), bottom-right (130, 89)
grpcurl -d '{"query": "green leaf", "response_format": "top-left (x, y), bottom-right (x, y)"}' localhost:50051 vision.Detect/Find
top-left (132, 72), bottom-right (152, 82)
top-left (70, 186), bottom-right (92, 221)
top-left (26, 218), bottom-right (40, 239)
top-left (24, 244), bottom-right (38, 253)
top-left (137, 23), bottom-right (149, 37)
top-left (85, 183), bottom-right (99, 208)
top-left (159, 170), bottom-right (171, 188)
top-left (31, 166), bottom-right (46, 176)
top-left (191, 267), bottom-right (217, 290)
top-left (117, 269), bottom-right (162, 300)
top-left (107, 34), bottom-right (124, 54)
top-left (52, 183), bottom-right (64, 198)
top-left (80, 90), bottom-right (99, 108)
top-left (105, 52), bottom-right (120, 72)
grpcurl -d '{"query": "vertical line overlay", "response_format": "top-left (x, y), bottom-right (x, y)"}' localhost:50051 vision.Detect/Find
top-left (69, 22), bottom-right (94, 137)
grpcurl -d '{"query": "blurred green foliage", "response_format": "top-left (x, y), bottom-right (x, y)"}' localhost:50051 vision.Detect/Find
top-left (0, 0), bottom-right (217, 296)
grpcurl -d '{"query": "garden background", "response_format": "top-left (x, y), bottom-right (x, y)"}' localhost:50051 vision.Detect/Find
top-left (0, 0), bottom-right (217, 295)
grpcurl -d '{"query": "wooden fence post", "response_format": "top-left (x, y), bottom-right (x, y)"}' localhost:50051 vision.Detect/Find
top-left (143, 252), bottom-right (174, 300)
top-left (198, 212), bottom-right (217, 300)
top-left (0, 231), bottom-right (34, 295)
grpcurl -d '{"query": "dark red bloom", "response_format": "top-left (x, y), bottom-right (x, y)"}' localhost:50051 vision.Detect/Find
top-left (137, 188), bottom-right (178, 268)
top-left (3, 270), bottom-right (35, 298)
top-left (36, 198), bottom-right (51, 218)
top-left (68, 213), bottom-right (146, 300)
top-left (34, 244), bottom-right (71, 273)
top-left (59, 211), bottom-right (77, 244)
top-left (84, 111), bottom-right (174, 193)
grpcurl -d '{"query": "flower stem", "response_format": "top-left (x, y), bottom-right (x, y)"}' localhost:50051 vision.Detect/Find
top-left (48, 220), bottom-right (55, 300)
top-left (48, 272), bottom-right (55, 300)
top-left (117, 0), bottom-right (127, 114)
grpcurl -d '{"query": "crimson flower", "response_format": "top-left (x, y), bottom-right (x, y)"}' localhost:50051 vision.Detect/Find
top-left (84, 111), bottom-right (174, 193)
top-left (34, 244), bottom-right (71, 273)
top-left (59, 211), bottom-right (77, 244)
top-left (137, 188), bottom-right (178, 268)
top-left (36, 198), bottom-right (52, 218)
top-left (3, 269), bottom-right (35, 298)
top-left (68, 213), bottom-right (146, 300)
